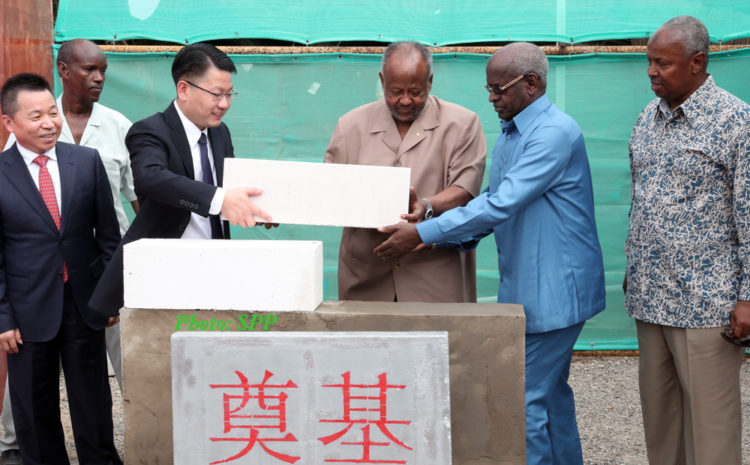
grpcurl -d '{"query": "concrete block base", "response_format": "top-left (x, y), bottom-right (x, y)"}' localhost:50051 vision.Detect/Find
top-left (121, 301), bottom-right (526, 464)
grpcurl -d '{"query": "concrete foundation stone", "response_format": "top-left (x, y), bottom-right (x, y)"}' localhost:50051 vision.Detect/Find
top-left (121, 301), bottom-right (526, 465)
top-left (171, 332), bottom-right (451, 464)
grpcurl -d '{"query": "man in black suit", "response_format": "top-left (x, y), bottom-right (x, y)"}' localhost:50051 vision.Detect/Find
top-left (90, 43), bottom-right (271, 317)
top-left (0, 73), bottom-right (122, 464)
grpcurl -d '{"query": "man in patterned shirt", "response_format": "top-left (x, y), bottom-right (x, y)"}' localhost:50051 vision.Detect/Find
top-left (625, 15), bottom-right (750, 465)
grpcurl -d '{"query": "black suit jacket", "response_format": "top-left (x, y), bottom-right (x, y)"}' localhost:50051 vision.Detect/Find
top-left (0, 142), bottom-right (120, 342)
top-left (90, 102), bottom-right (233, 316)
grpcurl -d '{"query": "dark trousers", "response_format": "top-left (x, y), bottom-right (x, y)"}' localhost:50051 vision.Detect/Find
top-left (6, 284), bottom-right (121, 465)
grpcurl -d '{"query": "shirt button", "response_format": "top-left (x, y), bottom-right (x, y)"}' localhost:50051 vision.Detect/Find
top-left (416, 132), bottom-right (421, 136)
top-left (395, 162), bottom-right (401, 167)
top-left (393, 263), bottom-right (400, 270)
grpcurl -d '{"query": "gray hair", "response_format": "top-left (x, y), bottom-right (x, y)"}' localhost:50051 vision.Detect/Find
top-left (654, 15), bottom-right (710, 56)
top-left (495, 42), bottom-right (548, 87)
top-left (381, 41), bottom-right (433, 76)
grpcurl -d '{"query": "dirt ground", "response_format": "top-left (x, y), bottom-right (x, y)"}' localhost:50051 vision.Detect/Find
top-left (6, 356), bottom-right (750, 464)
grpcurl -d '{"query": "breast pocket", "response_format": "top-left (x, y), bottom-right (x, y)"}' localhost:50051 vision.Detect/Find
top-left (671, 145), bottom-right (728, 195)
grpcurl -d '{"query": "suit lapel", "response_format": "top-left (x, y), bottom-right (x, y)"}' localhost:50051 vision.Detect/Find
top-left (207, 127), bottom-right (225, 186)
top-left (56, 143), bottom-right (77, 233)
top-left (370, 101), bottom-right (402, 155)
top-left (1, 145), bottom-right (59, 233)
top-left (164, 102), bottom-right (196, 179)
top-left (370, 98), bottom-right (439, 162)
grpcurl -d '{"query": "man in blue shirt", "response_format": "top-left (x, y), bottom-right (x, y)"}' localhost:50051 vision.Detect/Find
top-left (376, 42), bottom-right (605, 465)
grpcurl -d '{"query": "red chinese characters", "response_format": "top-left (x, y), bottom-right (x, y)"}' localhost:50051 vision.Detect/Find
top-left (318, 372), bottom-right (413, 464)
top-left (209, 370), bottom-right (300, 464)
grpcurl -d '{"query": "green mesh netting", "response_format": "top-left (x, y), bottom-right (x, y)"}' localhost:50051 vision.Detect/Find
top-left (50, 47), bottom-right (750, 349)
top-left (55, 0), bottom-right (750, 45)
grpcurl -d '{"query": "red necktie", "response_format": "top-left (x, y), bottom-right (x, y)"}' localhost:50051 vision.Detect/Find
top-left (33, 155), bottom-right (68, 282)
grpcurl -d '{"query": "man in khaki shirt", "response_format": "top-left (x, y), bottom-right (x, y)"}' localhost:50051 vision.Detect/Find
top-left (324, 41), bottom-right (487, 302)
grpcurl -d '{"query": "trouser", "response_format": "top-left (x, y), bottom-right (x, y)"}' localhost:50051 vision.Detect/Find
top-left (0, 383), bottom-right (15, 452)
top-left (104, 325), bottom-right (122, 391)
top-left (636, 320), bottom-right (744, 465)
top-left (525, 322), bottom-right (585, 465)
top-left (0, 322), bottom-right (122, 452)
top-left (6, 284), bottom-right (122, 465)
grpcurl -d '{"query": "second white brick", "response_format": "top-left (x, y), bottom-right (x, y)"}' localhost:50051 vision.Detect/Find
top-left (123, 239), bottom-right (323, 312)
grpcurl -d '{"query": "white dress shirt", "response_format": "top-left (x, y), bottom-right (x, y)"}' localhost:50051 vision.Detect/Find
top-left (173, 101), bottom-right (225, 239)
top-left (16, 143), bottom-right (62, 212)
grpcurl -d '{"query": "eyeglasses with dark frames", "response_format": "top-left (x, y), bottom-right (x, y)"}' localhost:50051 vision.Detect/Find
top-left (484, 74), bottom-right (528, 95)
top-left (184, 80), bottom-right (238, 101)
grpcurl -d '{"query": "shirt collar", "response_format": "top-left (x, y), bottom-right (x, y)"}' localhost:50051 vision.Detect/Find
top-left (173, 100), bottom-right (207, 147)
top-left (505, 94), bottom-right (551, 135)
top-left (16, 142), bottom-right (57, 166)
top-left (56, 93), bottom-right (103, 126)
top-left (655, 74), bottom-right (715, 126)
top-left (56, 94), bottom-right (102, 143)
top-left (88, 101), bottom-right (102, 127)
top-left (500, 120), bottom-right (515, 134)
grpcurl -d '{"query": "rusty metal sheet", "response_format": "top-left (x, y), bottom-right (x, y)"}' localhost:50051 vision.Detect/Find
top-left (0, 0), bottom-right (54, 146)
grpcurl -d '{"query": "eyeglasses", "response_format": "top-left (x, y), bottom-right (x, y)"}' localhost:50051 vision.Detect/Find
top-left (484, 74), bottom-right (527, 95)
top-left (184, 80), bottom-right (238, 101)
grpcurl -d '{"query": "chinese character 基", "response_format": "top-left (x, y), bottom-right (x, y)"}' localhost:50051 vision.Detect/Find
top-left (209, 370), bottom-right (300, 464)
top-left (319, 372), bottom-right (413, 464)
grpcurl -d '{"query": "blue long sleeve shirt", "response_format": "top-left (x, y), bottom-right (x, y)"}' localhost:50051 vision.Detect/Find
top-left (417, 95), bottom-right (606, 333)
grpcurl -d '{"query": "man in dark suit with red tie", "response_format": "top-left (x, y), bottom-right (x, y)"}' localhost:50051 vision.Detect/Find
top-left (0, 73), bottom-right (122, 464)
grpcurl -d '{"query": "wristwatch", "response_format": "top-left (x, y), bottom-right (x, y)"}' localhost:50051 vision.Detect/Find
top-left (421, 198), bottom-right (434, 220)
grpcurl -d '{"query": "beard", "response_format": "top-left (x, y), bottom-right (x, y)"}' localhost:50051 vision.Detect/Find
top-left (390, 103), bottom-right (425, 123)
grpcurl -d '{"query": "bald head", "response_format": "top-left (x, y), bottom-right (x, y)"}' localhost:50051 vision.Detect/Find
top-left (57, 39), bottom-right (104, 67)
top-left (485, 42), bottom-right (548, 121)
top-left (381, 41), bottom-right (433, 77)
top-left (57, 39), bottom-right (108, 104)
top-left (488, 42), bottom-right (548, 89)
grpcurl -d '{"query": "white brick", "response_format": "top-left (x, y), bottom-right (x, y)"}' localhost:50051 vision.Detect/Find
top-left (222, 158), bottom-right (411, 228)
top-left (123, 239), bottom-right (322, 311)
top-left (171, 332), bottom-right (452, 465)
